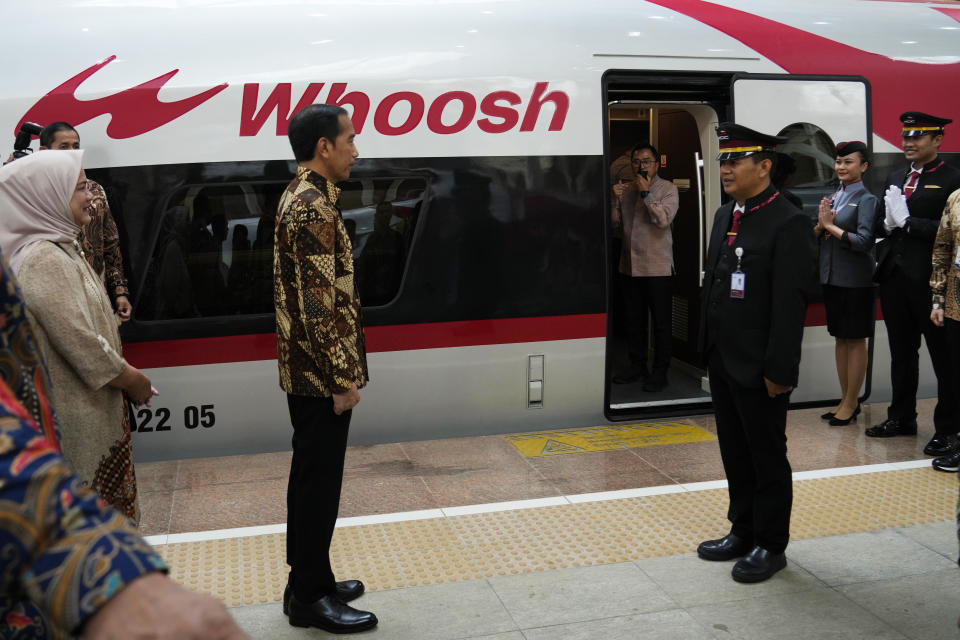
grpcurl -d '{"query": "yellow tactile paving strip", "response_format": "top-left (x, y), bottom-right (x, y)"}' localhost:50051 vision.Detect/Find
top-left (157, 467), bottom-right (957, 608)
top-left (504, 420), bottom-right (717, 457)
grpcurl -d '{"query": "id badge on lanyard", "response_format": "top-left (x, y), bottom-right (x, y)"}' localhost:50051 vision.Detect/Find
top-left (730, 247), bottom-right (745, 299)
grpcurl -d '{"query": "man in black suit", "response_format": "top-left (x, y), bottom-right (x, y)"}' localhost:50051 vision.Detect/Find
top-left (867, 112), bottom-right (960, 458)
top-left (696, 124), bottom-right (817, 583)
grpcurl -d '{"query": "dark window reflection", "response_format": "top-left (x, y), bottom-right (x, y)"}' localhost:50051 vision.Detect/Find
top-left (138, 177), bottom-right (424, 320)
top-left (776, 122), bottom-right (837, 220)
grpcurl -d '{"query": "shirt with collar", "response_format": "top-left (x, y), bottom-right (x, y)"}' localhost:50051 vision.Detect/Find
top-left (274, 166), bottom-right (368, 397)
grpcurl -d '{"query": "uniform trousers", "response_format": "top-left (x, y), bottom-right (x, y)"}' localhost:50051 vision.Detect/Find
top-left (621, 274), bottom-right (672, 374)
top-left (948, 319), bottom-right (960, 405)
top-left (708, 349), bottom-right (792, 554)
top-left (286, 393), bottom-right (352, 603)
top-left (879, 268), bottom-right (956, 434)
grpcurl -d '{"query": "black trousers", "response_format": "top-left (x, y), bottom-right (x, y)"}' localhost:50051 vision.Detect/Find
top-left (879, 268), bottom-right (957, 434)
top-left (948, 318), bottom-right (960, 404)
top-left (709, 350), bottom-right (792, 554)
top-left (621, 274), bottom-right (673, 374)
top-left (286, 394), bottom-right (352, 602)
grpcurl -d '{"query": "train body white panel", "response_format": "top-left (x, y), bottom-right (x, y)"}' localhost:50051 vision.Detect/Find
top-left (132, 337), bottom-right (605, 461)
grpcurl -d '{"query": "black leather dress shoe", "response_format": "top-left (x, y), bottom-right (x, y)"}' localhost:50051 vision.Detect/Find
top-left (697, 533), bottom-right (752, 561)
top-left (923, 434), bottom-right (958, 457)
top-left (643, 373), bottom-right (668, 393)
top-left (288, 593), bottom-right (378, 633)
top-left (283, 580), bottom-right (366, 616)
top-left (932, 448), bottom-right (960, 472)
top-left (865, 418), bottom-right (917, 438)
top-left (731, 546), bottom-right (787, 583)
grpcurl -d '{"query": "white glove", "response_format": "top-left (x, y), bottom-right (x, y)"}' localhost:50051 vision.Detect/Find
top-left (884, 185), bottom-right (909, 229)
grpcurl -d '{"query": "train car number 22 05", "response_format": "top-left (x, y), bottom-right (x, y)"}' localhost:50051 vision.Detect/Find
top-left (133, 405), bottom-right (216, 433)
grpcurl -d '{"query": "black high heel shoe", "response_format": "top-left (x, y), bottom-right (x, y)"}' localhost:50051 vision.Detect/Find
top-left (829, 403), bottom-right (861, 426)
top-left (820, 411), bottom-right (835, 420)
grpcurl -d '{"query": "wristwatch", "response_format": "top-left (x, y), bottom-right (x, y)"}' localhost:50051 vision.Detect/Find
top-left (932, 302), bottom-right (942, 310)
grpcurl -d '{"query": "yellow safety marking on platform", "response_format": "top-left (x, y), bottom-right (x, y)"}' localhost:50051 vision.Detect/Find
top-left (503, 421), bottom-right (717, 457)
top-left (162, 467), bottom-right (955, 608)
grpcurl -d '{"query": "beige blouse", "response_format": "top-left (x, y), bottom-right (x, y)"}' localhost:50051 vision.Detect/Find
top-left (17, 241), bottom-right (127, 487)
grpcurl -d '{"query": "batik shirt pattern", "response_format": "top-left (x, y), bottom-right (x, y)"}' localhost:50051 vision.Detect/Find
top-left (930, 188), bottom-right (960, 322)
top-left (77, 181), bottom-right (129, 303)
top-left (0, 378), bottom-right (166, 639)
top-left (274, 166), bottom-right (368, 397)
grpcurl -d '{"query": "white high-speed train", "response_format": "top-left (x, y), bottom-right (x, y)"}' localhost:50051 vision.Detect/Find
top-left (2, 0), bottom-right (957, 461)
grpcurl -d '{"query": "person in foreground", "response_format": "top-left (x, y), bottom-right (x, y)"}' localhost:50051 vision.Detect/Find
top-left (929, 186), bottom-right (960, 472)
top-left (274, 104), bottom-right (377, 632)
top-left (0, 150), bottom-right (154, 521)
top-left (0, 246), bottom-right (246, 639)
top-left (696, 124), bottom-right (817, 583)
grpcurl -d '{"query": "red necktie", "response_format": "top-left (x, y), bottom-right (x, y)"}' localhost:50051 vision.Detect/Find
top-left (727, 208), bottom-right (743, 246)
top-left (904, 169), bottom-right (920, 197)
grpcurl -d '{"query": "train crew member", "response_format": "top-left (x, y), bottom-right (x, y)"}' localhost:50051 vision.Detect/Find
top-left (274, 104), bottom-right (377, 633)
top-left (696, 123), bottom-right (817, 583)
top-left (0, 247), bottom-right (246, 639)
top-left (611, 143), bottom-right (680, 392)
top-left (868, 112), bottom-right (960, 456)
top-left (928, 188), bottom-right (960, 472)
top-left (814, 142), bottom-right (879, 426)
top-left (0, 150), bottom-right (155, 521)
top-left (39, 122), bottom-right (132, 322)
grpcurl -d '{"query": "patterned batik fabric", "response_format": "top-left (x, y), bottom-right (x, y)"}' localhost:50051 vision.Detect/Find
top-left (930, 188), bottom-right (960, 322)
top-left (0, 253), bottom-right (59, 451)
top-left (77, 181), bottom-right (129, 303)
top-left (0, 378), bottom-right (166, 638)
top-left (274, 166), bottom-right (368, 397)
top-left (90, 400), bottom-right (138, 521)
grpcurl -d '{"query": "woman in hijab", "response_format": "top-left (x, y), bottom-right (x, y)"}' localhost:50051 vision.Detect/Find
top-left (0, 150), bottom-right (155, 521)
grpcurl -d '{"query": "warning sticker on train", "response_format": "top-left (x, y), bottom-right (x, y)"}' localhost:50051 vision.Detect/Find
top-left (504, 421), bottom-right (716, 458)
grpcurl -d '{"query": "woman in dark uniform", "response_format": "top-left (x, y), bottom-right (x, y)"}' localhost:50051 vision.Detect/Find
top-left (814, 141), bottom-right (879, 425)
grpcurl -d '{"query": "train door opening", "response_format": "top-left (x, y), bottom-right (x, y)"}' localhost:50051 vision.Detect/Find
top-left (602, 71), bottom-right (872, 421)
top-left (605, 100), bottom-right (721, 417)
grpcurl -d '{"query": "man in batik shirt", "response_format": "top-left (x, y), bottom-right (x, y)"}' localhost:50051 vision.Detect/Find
top-left (274, 104), bottom-right (376, 634)
top-left (39, 122), bottom-right (132, 321)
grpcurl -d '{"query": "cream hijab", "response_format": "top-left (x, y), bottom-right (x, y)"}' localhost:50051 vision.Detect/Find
top-left (0, 150), bottom-right (84, 273)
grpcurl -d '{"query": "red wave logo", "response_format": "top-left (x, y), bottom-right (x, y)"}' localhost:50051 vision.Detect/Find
top-left (16, 55), bottom-right (228, 140)
top-left (648, 0), bottom-right (960, 152)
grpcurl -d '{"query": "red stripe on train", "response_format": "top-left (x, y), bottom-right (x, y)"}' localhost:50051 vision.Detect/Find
top-left (123, 307), bottom-right (840, 370)
top-left (124, 313), bottom-right (609, 369)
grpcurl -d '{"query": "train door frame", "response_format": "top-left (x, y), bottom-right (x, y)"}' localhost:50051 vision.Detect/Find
top-left (602, 70), bottom-right (877, 422)
top-left (602, 71), bottom-right (731, 421)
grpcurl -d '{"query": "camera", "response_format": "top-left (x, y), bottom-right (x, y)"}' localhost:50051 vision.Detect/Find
top-left (11, 122), bottom-right (43, 161)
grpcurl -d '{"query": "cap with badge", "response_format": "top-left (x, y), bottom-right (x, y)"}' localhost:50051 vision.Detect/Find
top-left (716, 122), bottom-right (787, 161)
top-left (900, 111), bottom-right (951, 137)
top-left (835, 140), bottom-right (868, 158)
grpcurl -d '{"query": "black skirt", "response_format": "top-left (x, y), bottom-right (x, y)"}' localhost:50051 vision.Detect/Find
top-left (823, 283), bottom-right (876, 339)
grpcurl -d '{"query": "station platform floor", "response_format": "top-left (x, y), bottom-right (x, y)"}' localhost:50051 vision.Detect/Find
top-left (136, 398), bottom-right (960, 639)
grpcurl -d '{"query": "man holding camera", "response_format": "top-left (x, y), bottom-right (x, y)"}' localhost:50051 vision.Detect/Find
top-left (611, 143), bottom-right (679, 392)
top-left (37, 122), bottom-right (133, 322)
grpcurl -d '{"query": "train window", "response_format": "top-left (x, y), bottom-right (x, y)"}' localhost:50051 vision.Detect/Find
top-left (136, 177), bottom-right (424, 320)
top-left (775, 122), bottom-right (836, 219)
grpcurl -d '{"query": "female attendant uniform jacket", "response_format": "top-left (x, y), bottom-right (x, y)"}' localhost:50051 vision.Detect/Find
top-left (819, 182), bottom-right (878, 287)
top-left (698, 186), bottom-right (818, 390)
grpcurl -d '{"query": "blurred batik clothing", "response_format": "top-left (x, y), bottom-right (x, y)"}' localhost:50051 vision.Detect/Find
top-left (931, 188), bottom-right (960, 321)
top-left (77, 180), bottom-right (129, 304)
